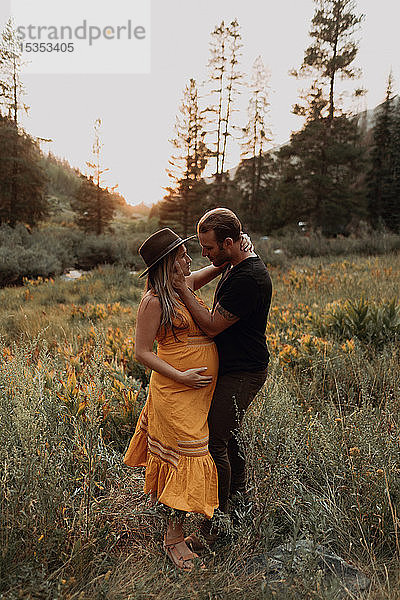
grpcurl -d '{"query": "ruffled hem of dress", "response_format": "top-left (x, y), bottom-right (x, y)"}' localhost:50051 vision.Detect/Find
top-left (123, 431), bottom-right (218, 519)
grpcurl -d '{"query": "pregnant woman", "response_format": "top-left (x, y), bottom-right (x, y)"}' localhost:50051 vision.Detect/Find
top-left (124, 228), bottom-right (223, 571)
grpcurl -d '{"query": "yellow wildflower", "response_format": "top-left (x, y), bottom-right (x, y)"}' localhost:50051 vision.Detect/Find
top-left (349, 447), bottom-right (360, 456)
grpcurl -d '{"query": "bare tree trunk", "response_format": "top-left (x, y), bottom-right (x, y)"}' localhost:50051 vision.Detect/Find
top-left (215, 42), bottom-right (225, 177)
top-left (255, 147), bottom-right (263, 212)
top-left (12, 57), bottom-right (18, 125)
top-left (328, 6), bottom-right (340, 124)
top-left (10, 120), bottom-right (18, 225)
top-left (220, 81), bottom-right (232, 175)
top-left (220, 38), bottom-right (241, 174)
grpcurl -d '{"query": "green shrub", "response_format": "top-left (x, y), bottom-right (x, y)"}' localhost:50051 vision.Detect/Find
top-left (0, 224), bottom-right (71, 285)
top-left (0, 224), bottom-right (148, 286)
top-left (315, 298), bottom-right (400, 347)
top-left (74, 235), bottom-right (138, 270)
top-left (0, 245), bottom-right (62, 286)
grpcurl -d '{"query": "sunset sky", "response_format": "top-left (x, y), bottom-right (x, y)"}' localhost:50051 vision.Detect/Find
top-left (3, 0), bottom-right (400, 206)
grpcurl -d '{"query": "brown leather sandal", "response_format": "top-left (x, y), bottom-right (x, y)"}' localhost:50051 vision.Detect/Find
top-left (185, 531), bottom-right (219, 551)
top-left (164, 534), bottom-right (204, 571)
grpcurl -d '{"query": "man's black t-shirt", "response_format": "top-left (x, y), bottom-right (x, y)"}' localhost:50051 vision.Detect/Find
top-left (213, 256), bottom-right (272, 375)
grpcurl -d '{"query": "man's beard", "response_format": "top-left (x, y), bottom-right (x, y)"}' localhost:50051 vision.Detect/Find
top-left (212, 248), bottom-right (230, 266)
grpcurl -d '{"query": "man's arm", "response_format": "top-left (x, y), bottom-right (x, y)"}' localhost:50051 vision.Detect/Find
top-left (174, 264), bottom-right (239, 337)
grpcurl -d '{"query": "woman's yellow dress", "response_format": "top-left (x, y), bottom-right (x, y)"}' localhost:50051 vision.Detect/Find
top-left (124, 295), bottom-right (219, 519)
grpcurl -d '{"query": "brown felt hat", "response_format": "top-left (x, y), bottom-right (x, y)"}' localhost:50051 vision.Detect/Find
top-left (138, 228), bottom-right (196, 278)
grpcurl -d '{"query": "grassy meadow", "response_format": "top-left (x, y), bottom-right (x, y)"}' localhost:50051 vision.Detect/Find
top-left (1, 249), bottom-right (400, 599)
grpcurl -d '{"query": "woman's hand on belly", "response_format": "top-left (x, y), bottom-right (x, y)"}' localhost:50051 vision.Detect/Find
top-left (177, 367), bottom-right (213, 389)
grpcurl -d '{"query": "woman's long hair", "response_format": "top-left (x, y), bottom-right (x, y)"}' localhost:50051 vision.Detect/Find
top-left (145, 245), bottom-right (187, 338)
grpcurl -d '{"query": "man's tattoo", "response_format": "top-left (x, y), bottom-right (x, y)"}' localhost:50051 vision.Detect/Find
top-left (216, 304), bottom-right (237, 321)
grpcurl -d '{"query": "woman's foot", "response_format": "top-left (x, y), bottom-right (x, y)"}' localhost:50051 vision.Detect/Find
top-left (185, 519), bottom-right (220, 551)
top-left (185, 531), bottom-right (219, 551)
top-left (164, 534), bottom-right (200, 571)
top-left (148, 492), bottom-right (157, 506)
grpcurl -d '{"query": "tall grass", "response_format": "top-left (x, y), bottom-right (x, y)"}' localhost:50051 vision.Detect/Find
top-left (0, 254), bottom-right (399, 598)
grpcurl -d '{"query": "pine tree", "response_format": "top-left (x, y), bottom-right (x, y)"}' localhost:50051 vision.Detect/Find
top-left (277, 0), bottom-right (367, 234)
top-left (236, 56), bottom-right (274, 230)
top-left (0, 115), bottom-right (48, 226)
top-left (0, 18), bottom-right (28, 124)
top-left (368, 74), bottom-right (395, 228)
top-left (283, 113), bottom-right (366, 233)
top-left (390, 97), bottom-right (400, 231)
top-left (72, 174), bottom-right (114, 234)
top-left (160, 79), bottom-right (208, 237)
top-left (368, 75), bottom-right (400, 232)
top-left (293, 0), bottom-right (364, 123)
top-left (206, 19), bottom-right (243, 187)
top-left (0, 20), bottom-right (36, 227)
top-left (71, 119), bottom-right (116, 234)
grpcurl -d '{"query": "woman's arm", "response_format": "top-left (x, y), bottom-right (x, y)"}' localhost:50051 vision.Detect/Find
top-left (134, 293), bottom-right (214, 389)
top-left (185, 264), bottom-right (226, 291)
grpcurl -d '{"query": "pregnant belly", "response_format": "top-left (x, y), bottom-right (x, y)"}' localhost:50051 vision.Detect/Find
top-left (156, 341), bottom-right (219, 381)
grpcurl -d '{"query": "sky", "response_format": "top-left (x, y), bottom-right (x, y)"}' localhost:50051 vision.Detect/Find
top-left (2, 0), bottom-right (400, 206)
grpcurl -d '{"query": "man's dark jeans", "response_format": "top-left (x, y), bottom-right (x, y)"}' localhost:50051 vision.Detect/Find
top-left (208, 369), bottom-right (268, 513)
